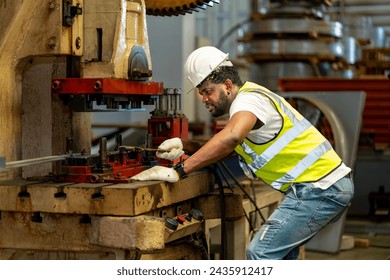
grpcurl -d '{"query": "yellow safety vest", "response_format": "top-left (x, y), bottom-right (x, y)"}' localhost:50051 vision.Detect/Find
top-left (234, 82), bottom-right (342, 192)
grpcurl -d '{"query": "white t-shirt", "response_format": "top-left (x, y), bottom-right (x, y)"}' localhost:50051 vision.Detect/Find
top-left (229, 85), bottom-right (351, 189)
top-left (230, 87), bottom-right (282, 143)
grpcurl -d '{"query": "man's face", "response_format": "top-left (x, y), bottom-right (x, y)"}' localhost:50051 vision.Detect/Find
top-left (197, 81), bottom-right (229, 118)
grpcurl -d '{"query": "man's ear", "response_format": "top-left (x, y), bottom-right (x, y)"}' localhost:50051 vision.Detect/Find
top-left (224, 79), bottom-right (233, 91)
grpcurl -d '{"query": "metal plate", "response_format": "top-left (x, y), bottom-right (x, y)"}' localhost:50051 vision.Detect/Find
top-left (246, 18), bottom-right (343, 38)
top-left (238, 39), bottom-right (344, 57)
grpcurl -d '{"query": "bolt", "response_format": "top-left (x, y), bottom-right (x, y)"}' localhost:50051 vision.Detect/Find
top-left (175, 206), bottom-right (182, 216)
top-left (48, 36), bottom-right (58, 49)
top-left (51, 80), bottom-right (62, 90)
top-left (75, 36), bottom-right (81, 49)
top-left (159, 210), bottom-right (167, 218)
top-left (48, 1), bottom-right (57, 10)
top-left (65, 17), bottom-right (75, 26)
top-left (90, 174), bottom-right (100, 183)
top-left (94, 80), bottom-right (102, 90)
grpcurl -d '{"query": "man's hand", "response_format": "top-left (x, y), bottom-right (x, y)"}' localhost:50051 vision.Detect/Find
top-left (131, 166), bottom-right (179, 183)
top-left (156, 138), bottom-right (184, 161)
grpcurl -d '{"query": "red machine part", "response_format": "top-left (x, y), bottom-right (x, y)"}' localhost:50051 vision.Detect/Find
top-left (147, 88), bottom-right (189, 164)
top-left (51, 78), bottom-right (164, 95)
top-left (148, 116), bottom-right (189, 165)
top-left (51, 78), bottom-right (164, 111)
top-left (51, 78), bottom-right (190, 180)
top-left (62, 151), bottom-right (150, 184)
top-left (278, 78), bottom-right (390, 150)
top-left (148, 117), bottom-right (188, 147)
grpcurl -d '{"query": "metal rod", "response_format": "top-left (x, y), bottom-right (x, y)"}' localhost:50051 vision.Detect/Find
top-left (5, 155), bottom-right (69, 169)
top-left (99, 137), bottom-right (108, 165)
top-left (117, 146), bottom-right (167, 152)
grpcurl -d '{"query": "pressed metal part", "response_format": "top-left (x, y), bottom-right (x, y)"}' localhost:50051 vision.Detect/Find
top-left (145, 0), bottom-right (220, 16)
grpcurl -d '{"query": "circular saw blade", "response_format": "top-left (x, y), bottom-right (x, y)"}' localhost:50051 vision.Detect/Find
top-left (145, 0), bottom-right (219, 17)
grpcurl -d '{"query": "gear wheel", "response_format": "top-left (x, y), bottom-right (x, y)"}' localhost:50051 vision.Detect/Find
top-left (145, 0), bottom-right (220, 17)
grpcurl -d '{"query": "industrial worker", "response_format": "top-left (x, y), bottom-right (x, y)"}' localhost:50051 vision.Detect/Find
top-left (131, 46), bottom-right (354, 260)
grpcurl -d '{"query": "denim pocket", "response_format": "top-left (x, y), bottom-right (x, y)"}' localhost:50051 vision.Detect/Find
top-left (324, 177), bottom-right (354, 223)
top-left (307, 181), bottom-right (354, 233)
top-left (326, 177), bottom-right (354, 206)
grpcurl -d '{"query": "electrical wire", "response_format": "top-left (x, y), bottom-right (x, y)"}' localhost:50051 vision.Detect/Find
top-left (206, 164), bottom-right (227, 260)
top-left (250, 179), bottom-right (259, 228)
top-left (204, 160), bottom-right (275, 259)
top-left (214, 163), bottom-right (255, 232)
top-left (216, 18), bottom-right (253, 49)
top-left (220, 161), bottom-right (267, 223)
top-left (219, 161), bottom-right (267, 240)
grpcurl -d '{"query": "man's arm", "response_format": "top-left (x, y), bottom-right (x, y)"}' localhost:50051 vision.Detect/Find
top-left (131, 111), bottom-right (261, 182)
top-left (181, 139), bottom-right (206, 155)
top-left (183, 111), bottom-right (259, 174)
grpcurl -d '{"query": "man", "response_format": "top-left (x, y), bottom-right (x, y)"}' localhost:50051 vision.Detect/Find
top-left (131, 46), bottom-right (354, 260)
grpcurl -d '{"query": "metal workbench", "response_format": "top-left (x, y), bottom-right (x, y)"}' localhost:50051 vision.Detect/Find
top-left (0, 171), bottom-right (283, 260)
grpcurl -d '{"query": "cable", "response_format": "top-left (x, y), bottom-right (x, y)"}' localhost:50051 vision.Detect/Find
top-left (204, 160), bottom-right (273, 259)
top-left (214, 163), bottom-right (256, 232)
top-left (220, 161), bottom-right (267, 223)
top-left (250, 179), bottom-right (259, 227)
top-left (192, 231), bottom-right (210, 260)
top-left (216, 18), bottom-right (253, 49)
top-left (206, 164), bottom-right (227, 260)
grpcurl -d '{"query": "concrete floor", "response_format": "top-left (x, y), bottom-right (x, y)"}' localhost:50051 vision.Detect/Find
top-left (305, 218), bottom-right (390, 260)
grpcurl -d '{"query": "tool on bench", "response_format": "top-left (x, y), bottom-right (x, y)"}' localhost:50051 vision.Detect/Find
top-left (117, 146), bottom-right (168, 153)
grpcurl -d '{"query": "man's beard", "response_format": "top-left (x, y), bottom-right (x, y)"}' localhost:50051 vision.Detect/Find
top-left (211, 89), bottom-right (229, 117)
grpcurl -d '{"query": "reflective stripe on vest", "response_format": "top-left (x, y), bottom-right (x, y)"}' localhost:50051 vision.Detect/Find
top-left (272, 141), bottom-right (334, 189)
top-left (235, 83), bottom-right (341, 191)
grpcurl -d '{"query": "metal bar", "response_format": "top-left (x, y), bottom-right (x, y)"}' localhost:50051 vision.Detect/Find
top-left (117, 146), bottom-right (167, 153)
top-left (51, 78), bottom-right (164, 95)
top-left (5, 155), bottom-right (70, 169)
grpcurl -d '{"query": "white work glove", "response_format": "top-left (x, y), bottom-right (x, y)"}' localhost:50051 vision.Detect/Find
top-left (131, 166), bottom-right (179, 183)
top-left (156, 137), bottom-right (184, 161)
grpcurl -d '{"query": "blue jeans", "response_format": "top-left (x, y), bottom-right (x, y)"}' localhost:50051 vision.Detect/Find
top-left (246, 175), bottom-right (354, 260)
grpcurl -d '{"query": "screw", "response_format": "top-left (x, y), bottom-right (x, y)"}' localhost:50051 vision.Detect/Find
top-left (65, 17), bottom-right (75, 26)
top-left (94, 80), bottom-right (102, 90)
top-left (75, 36), bottom-right (81, 49)
top-left (48, 36), bottom-right (58, 49)
top-left (48, 1), bottom-right (57, 10)
top-left (51, 80), bottom-right (62, 90)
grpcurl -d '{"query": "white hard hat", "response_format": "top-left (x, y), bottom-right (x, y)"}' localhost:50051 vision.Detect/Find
top-left (184, 46), bottom-right (233, 88)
